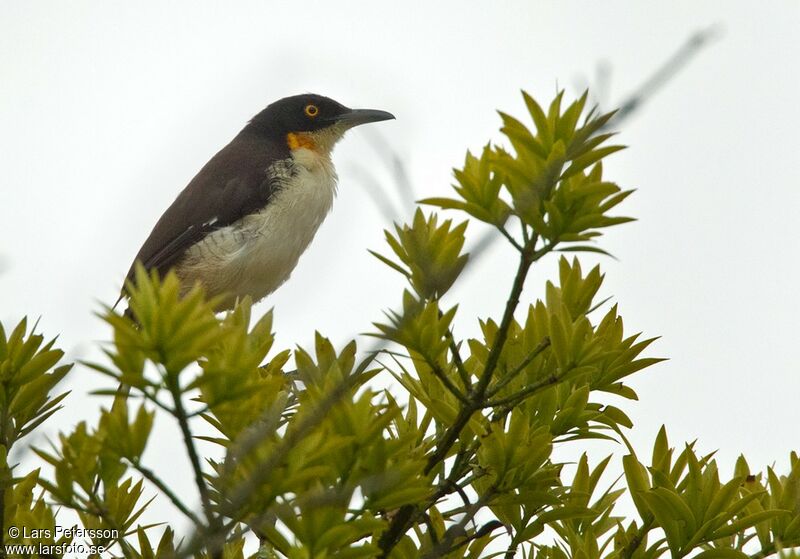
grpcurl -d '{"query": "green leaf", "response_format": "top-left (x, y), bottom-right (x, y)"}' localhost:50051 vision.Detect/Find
top-left (711, 510), bottom-right (789, 539)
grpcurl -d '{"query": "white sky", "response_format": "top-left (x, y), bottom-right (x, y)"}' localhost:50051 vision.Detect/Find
top-left (1, 0), bottom-right (799, 548)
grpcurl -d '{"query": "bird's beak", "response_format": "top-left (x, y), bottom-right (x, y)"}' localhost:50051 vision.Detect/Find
top-left (330, 108), bottom-right (395, 128)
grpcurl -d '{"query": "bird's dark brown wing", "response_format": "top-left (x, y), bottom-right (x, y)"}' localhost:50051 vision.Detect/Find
top-left (120, 130), bottom-right (291, 297)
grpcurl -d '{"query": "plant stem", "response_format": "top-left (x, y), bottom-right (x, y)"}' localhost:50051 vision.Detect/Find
top-left (486, 336), bottom-right (551, 397)
top-left (472, 246), bottom-right (535, 397)
top-left (520, 220), bottom-right (531, 244)
top-left (433, 301), bottom-right (471, 389)
top-left (179, 361), bottom-right (369, 559)
top-left (496, 225), bottom-right (524, 252)
top-left (422, 488), bottom-right (497, 558)
top-left (424, 247), bottom-right (535, 472)
top-left (379, 241), bottom-right (548, 557)
top-left (130, 460), bottom-right (205, 527)
top-left (447, 331), bottom-right (472, 389)
top-left (424, 356), bottom-right (470, 405)
top-left (486, 366), bottom-right (566, 410)
top-left (166, 374), bottom-right (217, 529)
top-left (621, 517), bottom-right (654, 559)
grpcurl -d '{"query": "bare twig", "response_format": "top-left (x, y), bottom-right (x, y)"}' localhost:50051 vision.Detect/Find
top-left (349, 163), bottom-right (403, 223)
top-left (610, 25), bottom-right (722, 128)
top-left (363, 127), bottom-right (416, 208)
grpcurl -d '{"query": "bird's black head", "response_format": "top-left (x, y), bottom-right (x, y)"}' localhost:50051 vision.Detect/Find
top-left (246, 93), bottom-right (394, 153)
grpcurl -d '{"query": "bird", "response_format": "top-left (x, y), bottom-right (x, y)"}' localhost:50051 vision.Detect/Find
top-left (119, 93), bottom-right (395, 313)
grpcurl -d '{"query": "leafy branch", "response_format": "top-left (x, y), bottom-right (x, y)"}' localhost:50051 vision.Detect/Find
top-left (2, 85), bottom-right (797, 559)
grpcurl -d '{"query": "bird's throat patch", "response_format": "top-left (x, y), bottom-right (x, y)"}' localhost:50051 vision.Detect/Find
top-left (286, 132), bottom-right (317, 152)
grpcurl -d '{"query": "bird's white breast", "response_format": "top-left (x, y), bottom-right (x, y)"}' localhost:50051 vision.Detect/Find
top-left (178, 147), bottom-right (337, 308)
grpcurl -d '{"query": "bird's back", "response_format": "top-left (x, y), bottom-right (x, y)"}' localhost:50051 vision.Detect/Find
top-left (124, 130), bottom-right (288, 288)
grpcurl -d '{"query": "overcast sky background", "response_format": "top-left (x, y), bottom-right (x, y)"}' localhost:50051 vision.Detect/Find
top-left (1, 0), bottom-right (799, 548)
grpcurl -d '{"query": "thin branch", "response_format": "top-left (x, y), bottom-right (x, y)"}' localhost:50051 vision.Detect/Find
top-left (610, 25), bottom-right (721, 128)
top-left (431, 242), bottom-right (539, 467)
top-left (129, 460), bottom-right (204, 528)
top-left (422, 488), bottom-right (497, 558)
top-left (486, 336), bottom-right (551, 398)
top-left (446, 331), bottom-right (472, 389)
top-left (485, 368), bottom-right (565, 410)
top-left (432, 302), bottom-right (471, 389)
top-left (379, 241), bottom-right (549, 557)
top-left (165, 375), bottom-right (217, 530)
top-left (425, 357), bottom-right (470, 405)
top-left (137, 388), bottom-right (175, 416)
top-left (370, 31), bottom-right (717, 556)
top-left (363, 127), bottom-right (417, 208)
top-left (496, 225), bottom-right (524, 252)
top-left (179, 358), bottom-right (372, 559)
top-left (504, 533), bottom-right (523, 559)
top-left (520, 219), bottom-right (531, 245)
top-left (428, 443), bottom-right (482, 508)
top-left (349, 163), bottom-right (403, 222)
top-left (440, 478), bottom-right (472, 510)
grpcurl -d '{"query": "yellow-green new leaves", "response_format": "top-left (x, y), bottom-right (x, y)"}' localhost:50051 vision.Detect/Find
top-left (34, 403), bottom-right (152, 535)
top-left (1, 467), bottom-right (70, 550)
top-left (424, 90), bottom-right (632, 255)
top-left (210, 336), bottom-right (428, 557)
top-left (476, 258), bottom-right (656, 441)
top-left (98, 397), bottom-right (154, 462)
top-left (107, 264), bottom-right (221, 376)
top-left (539, 455), bottom-right (624, 559)
top-left (547, 162), bottom-right (634, 248)
top-left (0, 318), bottom-right (75, 556)
top-left (0, 317), bottom-right (71, 448)
top-left (197, 305), bottom-right (291, 441)
top-left (374, 291), bottom-right (457, 363)
top-left (269, 502), bottom-right (384, 559)
top-left (620, 427), bottom-right (791, 559)
top-left (7, 89), bottom-right (782, 559)
top-left (36, 422), bottom-right (112, 501)
top-left (474, 410), bottom-right (561, 531)
top-left (734, 452), bottom-right (800, 553)
top-left (372, 209), bottom-right (469, 300)
top-left (498, 92), bottom-right (632, 246)
top-left (423, 146), bottom-right (512, 226)
top-left (553, 256), bottom-right (604, 320)
top-left (477, 412), bottom-right (554, 492)
top-left (133, 527), bottom-right (177, 559)
top-left (77, 478), bottom-right (150, 550)
top-left (295, 333), bottom-right (362, 391)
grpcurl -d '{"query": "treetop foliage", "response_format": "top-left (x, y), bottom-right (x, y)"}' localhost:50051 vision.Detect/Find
top-left (1, 90), bottom-right (798, 559)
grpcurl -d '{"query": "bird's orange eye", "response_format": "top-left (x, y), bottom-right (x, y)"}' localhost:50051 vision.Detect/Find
top-left (304, 104), bottom-right (319, 117)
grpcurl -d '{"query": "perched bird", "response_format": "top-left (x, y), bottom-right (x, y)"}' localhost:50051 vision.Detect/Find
top-left (120, 94), bottom-right (394, 312)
